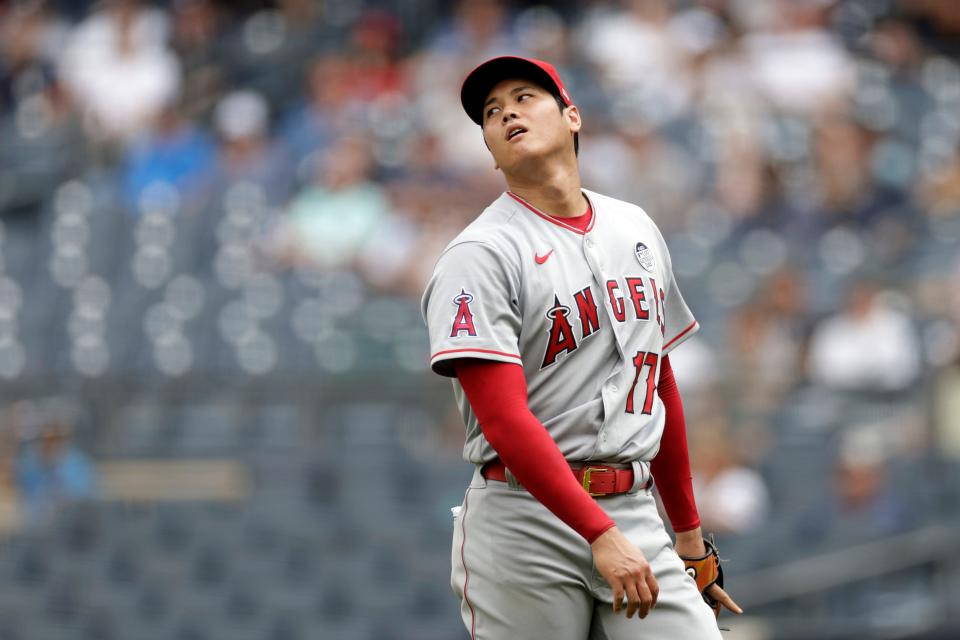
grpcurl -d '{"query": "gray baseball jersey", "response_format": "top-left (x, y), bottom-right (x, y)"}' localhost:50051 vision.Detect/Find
top-left (421, 188), bottom-right (698, 465)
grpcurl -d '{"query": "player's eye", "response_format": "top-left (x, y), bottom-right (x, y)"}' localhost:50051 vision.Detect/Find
top-left (518, 93), bottom-right (532, 101)
top-left (485, 106), bottom-right (500, 119)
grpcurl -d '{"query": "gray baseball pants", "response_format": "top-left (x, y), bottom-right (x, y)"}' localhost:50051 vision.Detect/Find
top-left (450, 464), bottom-right (723, 639)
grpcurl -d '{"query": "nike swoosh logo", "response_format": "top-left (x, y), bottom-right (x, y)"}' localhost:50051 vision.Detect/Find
top-left (535, 250), bottom-right (553, 265)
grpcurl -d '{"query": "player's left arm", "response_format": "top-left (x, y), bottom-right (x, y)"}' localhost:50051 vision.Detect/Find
top-left (653, 355), bottom-right (742, 616)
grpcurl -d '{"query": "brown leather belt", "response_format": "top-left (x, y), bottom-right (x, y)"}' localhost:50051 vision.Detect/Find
top-left (481, 459), bottom-right (646, 497)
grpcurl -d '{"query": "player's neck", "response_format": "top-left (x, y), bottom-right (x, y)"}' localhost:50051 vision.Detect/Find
top-left (504, 159), bottom-right (584, 218)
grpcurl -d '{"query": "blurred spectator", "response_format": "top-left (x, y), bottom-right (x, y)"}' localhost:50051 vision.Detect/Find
top-left (577, 117), bottom-right (637, 201)
top-left (267, 136), bottom-right (388, 271)
top-left (730, 270), bottom-right (809, 411)
top-left (662, 335), bottom-right (719, 407)
top-left (901, 0), bottom-right (960, 58)
top-left (280, 53), bottom-right (354, 175)
top-left (593, 127), bottom-right (700, 229)
top-left (217, 0), bottom-right (327, 111)
top-left (208, 89), bottom-right (294, 207)
top-left (426, 0), bottom-right (518, 60)
top-left (170, 0), bottom-right (226, 119)
top-left (811, 118), bottom-right (912, 232)
top-left (807, 280), bottom-right (921, 392)
top-left (711, 136), bottom-right (799, 236)
top-left (58, 0), bottom-right (181, 144)
top-left (920, 149), bottom-right (960, 218)
top-left (797, 426), bottom-right (914, 546)
top-left (870, 17), bottom-right (926, 77)
top-left (16, 405), bottom-right (97, 528)
top-left (0, 3), bottom-right (82, 216)
top-left (932, 263), bottom-right (960, 460)
top-left (0, 404), bottom-right (22, 532)
top-left (0, 0), bottom-right (69, 113)
top-left (934, 346), bottom-right (960, 460)
top-left (357, 133), bottom-right (473, 294)
top-left (578, 0), bottom-right (694, 127)
top-left (120, 102), bottom-right (216, 213)
top-left (689, 418), bottom-right (770, 535)
top-left (670, 334), bottom-right (728, 424)
top-left (513, 5), bottom-right (572, 65)
top-left (349, 9), bottom-right (407, 102)
top-left (0, 73), bottom-right (85, 216)
top-left (739, 0), bottom-right (855, 116)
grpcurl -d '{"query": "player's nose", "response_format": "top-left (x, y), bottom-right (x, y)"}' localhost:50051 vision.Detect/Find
top-left (500, 110), bottom-right (518, 125)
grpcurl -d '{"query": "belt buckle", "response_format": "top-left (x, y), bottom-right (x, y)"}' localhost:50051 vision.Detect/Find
top-left (582, 466), bottom-right (614, 496)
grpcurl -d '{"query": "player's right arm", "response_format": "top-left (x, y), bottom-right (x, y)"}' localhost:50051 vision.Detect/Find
top-left (454, 360), bottom-right (616, 541)
top-left (455, 359), bottom-right (659, 620)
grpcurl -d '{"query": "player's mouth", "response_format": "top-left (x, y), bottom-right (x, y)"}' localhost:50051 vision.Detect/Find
top-left (506, 125), bottom-right (528, 142)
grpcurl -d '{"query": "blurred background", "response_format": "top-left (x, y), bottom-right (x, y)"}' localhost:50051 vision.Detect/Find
top-left (0, 0), bottom-right (959, 638)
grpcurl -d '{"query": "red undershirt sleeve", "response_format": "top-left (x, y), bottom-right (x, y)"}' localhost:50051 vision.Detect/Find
top-left (454, 359), bottom-right (616, 543)
top-left (650, 355), bottom-right (701, 533)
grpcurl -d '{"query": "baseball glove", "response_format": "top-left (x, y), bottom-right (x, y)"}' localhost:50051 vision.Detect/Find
top-left (679, 537), bottom-right (724, 618)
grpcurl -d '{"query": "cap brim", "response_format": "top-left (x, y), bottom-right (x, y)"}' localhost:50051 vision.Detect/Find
top-left (460, 57), bottom-right (563, 125)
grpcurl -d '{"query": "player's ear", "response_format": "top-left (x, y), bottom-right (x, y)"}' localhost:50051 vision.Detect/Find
top-left (565, 105), bottom-right (582, 135)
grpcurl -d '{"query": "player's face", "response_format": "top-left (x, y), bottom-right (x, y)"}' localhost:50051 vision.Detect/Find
top-left (481, 78), bottom-right (580, 172)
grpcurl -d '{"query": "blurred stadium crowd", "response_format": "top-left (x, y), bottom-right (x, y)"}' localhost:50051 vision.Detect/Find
top-left (1, 0), bottom-right (960, 638)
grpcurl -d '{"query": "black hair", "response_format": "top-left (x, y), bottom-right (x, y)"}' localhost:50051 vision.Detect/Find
top-left (552, 93), bottom-right (579, 156)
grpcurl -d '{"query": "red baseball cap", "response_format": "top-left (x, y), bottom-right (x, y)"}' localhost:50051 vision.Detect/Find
top-left (460, 56), bottom-right (573, 125)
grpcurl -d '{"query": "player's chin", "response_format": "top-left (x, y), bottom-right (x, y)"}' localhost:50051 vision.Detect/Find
top-left (498, 142), bottom-right (548, 169)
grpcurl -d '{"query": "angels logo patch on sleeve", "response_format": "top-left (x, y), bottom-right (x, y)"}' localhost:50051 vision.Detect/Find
top-left (421, 240), bottom-right (523, 378)
top-left (450, 289), bottom-right (478, 337)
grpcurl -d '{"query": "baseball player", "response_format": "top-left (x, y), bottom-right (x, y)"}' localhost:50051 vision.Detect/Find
top-left (422, 56), bottom-right (742, 639)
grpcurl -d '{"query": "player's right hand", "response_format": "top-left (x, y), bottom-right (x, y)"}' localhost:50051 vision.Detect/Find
top-left (590, 526), bottom-right (659, 619)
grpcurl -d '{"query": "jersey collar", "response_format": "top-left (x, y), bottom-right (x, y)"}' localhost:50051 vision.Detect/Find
top-left (507, 191), bottom-right (597, 236)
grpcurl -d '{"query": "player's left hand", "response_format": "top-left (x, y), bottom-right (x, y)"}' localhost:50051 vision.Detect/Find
top-left (675, 532), bottom-right (742, 618)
